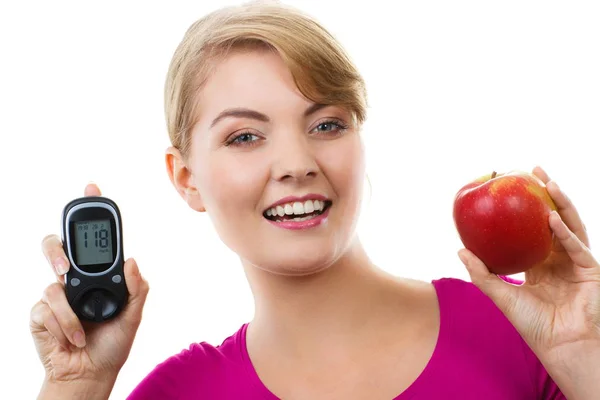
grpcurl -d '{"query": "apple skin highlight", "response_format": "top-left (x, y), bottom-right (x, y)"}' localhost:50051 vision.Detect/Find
top-left (453, 171), bottom-right (557, 275)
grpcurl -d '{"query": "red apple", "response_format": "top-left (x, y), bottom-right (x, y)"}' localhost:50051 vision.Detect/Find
top-left (453, 170), bottom-right (557, 275)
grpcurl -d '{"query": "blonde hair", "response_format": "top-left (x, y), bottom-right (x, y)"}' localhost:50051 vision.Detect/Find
top-left (164, 0), bottom-right (368, 159)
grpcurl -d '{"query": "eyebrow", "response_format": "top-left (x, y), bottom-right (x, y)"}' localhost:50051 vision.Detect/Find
top-left (209, 103), bottom-right (328, 128)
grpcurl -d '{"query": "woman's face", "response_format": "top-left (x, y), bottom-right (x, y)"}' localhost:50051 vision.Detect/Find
top-left (169, 49), bottom-right (366, 276)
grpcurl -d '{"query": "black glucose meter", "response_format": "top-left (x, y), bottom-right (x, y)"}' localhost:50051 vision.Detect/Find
top-left (61, 196), bottom-right (128, 322)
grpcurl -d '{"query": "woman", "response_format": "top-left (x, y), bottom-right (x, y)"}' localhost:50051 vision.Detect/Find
top-left (31, 2), bottom-right (599, 399)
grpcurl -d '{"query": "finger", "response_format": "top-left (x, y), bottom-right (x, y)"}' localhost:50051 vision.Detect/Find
top-left (41, 183), bottom-right (102, 282)
top-left (458, 249), bottom-right (521, 316)
top-left (84, 182), bottom-right (102, 197)
top-left (546, 180), bottom-right (590, 248)
top-left (30, 301), bottom-right (71, 350)
top-left (119, 258), bottom-right (150, 331)
top-left (42, 283), bottom-right (86, 348)
top-left (549, 211), bottom-right (597, 269)
top-left (532, 165), bottom-right (551, 184)
top-left (41, 234), bottom-right (69, 280)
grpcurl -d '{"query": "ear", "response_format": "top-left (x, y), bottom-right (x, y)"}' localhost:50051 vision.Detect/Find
top-left (165, 146), bottom-right (206, 212)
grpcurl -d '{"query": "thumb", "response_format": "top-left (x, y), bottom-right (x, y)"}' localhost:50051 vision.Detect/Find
top-left (458, 249), bottom-right (520, 317)
top-left (120, 258), bottom-right (150, 330)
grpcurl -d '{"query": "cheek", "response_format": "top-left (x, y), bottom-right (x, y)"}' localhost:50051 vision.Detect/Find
top-left (320, 137), bottom-right (366, 197)
top-left (199, 154), bottom-right (267, 216)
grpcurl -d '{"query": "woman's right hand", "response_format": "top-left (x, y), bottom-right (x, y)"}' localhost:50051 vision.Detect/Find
top-left (30, 183), bottom-right (150, 397)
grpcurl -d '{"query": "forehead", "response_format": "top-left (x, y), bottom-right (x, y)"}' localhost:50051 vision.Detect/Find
top-left (195, 49), bottom-right (310, 123)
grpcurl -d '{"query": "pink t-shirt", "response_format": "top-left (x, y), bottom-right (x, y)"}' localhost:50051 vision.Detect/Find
top-left (127, 277), bottom-right (565, 399)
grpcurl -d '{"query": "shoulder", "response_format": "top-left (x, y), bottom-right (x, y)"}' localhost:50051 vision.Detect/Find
top-left (432, 276), bottom-right (565, 399)
top-left (127, 324), bottom-right (250, 399)
top-left (432, 276), bottom-right (527, 350)
top-left (433, 275), bottom-right (525, 325)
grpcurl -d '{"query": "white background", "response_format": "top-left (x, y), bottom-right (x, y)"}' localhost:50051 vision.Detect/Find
top-left (1, 1), bottom-right (599, 398)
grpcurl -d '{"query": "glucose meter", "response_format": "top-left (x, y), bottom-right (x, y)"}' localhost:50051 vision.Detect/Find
top-left (61, 196), bottom-right (128, 322)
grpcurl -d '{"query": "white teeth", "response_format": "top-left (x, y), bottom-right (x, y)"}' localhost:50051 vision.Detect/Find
top-left (314, 200), bottom-right (322, 211)
top-left (266, 199), bottom-right (328, 219)
top-left (293, 202), bottom-right (304, 215)
top-left (304, 200), bottom-right (314, 213)
top-left (284, 204), bottom-right (294, 215)
top-left (292, 215), bottom-right (314, 221)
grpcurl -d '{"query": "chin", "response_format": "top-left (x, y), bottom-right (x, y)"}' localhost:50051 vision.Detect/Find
top-left (249, 247), bottom-right (341, 277)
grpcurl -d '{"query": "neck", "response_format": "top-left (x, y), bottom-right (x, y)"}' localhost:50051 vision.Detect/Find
top-left (242, 236), bottom-right (398, 354)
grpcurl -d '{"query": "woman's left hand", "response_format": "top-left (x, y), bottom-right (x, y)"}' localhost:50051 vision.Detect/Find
top-left (457, 166), bottom-right (600, 397)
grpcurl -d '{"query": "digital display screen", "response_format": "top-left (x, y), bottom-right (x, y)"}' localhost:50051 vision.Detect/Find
top-left (74, 219), bottom-right (113, 266)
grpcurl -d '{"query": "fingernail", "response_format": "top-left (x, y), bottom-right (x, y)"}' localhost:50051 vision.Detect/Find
top-left (73, 330), bottom-right (86, 348)
top-left (54, 257), bottom-right (69, 275)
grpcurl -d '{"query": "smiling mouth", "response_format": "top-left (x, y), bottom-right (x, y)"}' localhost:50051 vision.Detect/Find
top-left (263, 199), bottom-right (332, 222)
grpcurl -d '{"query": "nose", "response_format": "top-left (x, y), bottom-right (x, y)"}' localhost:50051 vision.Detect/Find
top-left (271, 133), bottom-right (318, 183)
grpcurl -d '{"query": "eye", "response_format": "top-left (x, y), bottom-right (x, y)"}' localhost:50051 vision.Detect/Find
top-left (311, 119), bottom-right (349, 136)
top-left (226, 132), bottom-right (261, 147)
